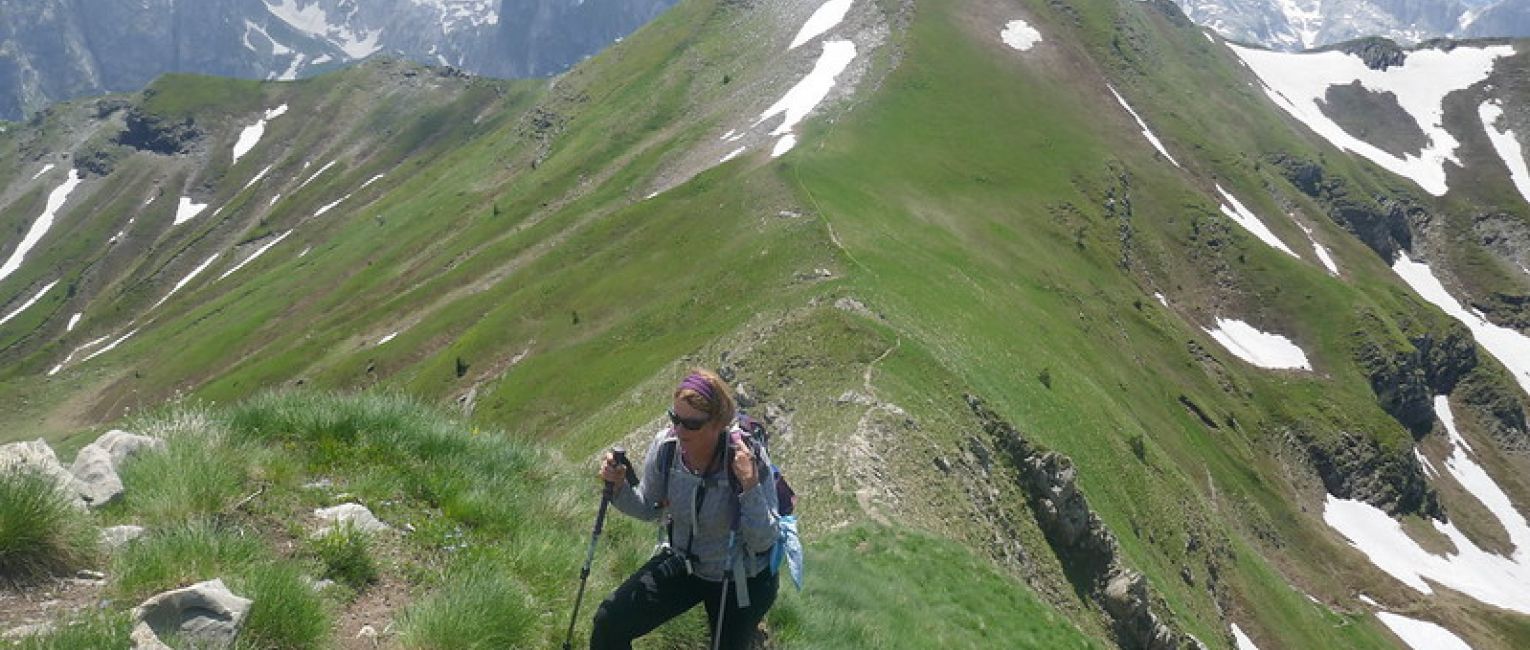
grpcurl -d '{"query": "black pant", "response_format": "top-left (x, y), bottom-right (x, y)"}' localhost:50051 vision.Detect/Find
top-left (591, 549), bottom-right (779, 649)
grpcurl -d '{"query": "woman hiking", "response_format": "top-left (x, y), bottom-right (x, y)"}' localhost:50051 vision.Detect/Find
top-left (591, 369), bottom-right (781, 649)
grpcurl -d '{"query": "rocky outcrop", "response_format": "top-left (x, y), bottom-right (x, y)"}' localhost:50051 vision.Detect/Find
top-left (70, 430), bottom-right (164, 508)
top-left (1350, 315), bottom-right (1476, 436)
top-left (1266, 154), bottom-right (1416, 261)
top-left (116, 107), bottom-right (200, 154)
top-left (1296, 428), bottom-right (1439, 517)
top-left (131, 578), bottom-right (252, 649)
top-left (1456, 366), bottom-right (1530, 454)
top-left (1332, 37), bottom-right (1407, 70)
top-left (967, 396), bottom-right (1205, 650)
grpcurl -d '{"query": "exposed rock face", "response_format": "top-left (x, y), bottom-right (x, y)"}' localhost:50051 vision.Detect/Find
top-left (967, 396), bottom-right (1204, 650)
top-left (131, 578), bottom-right (252, 649)
top-left (70, 430), bottom-right (165, 508)
top-left (1350, 316), bottom-right (1477, 436)
top-left (116, 107), bottom-right (201, 154)
top-left (1266, 154), bottom-right (1416, 262)
top-left (1299, 429), bottom-right (1440, 517)
top-left (1332, 37), bottom-right (1408, 70)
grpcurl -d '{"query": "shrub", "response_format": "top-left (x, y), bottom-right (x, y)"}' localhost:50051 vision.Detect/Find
top-left (235, 563), bottom-right (331, 650)
top-left (0, 468), bottom-right (96, 583)
top-left (308, 522), bottom-right (377, 590)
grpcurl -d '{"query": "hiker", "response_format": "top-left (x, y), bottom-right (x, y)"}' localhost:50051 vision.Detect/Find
top-left (591, 369), bottom-right (781, 649)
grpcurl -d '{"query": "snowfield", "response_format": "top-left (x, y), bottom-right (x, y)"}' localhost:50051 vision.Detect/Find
top-left (1322, 398), bottom-right (1530, 614)
top-left (1374, 612), bottom-right (1473, 650)
top-left (0, 169), bottom-right (84, 284)
top-left (1227, 43), bottom-right (1513, 196)
top-left (1203, 317), bottom-right (1311, 370)
top-left (1392, 252), bottom-right (1530, 396)
top-left (1298, 223), bottom-right (1339, 275)
top-left (790, 0), bottom-right (852, 50)
top-left (1230, 623), bottom-right (1260, 650)
top-left (1479, 100), bottom-right (1530, 208)
top-left (757, 40), bottom-right (857, 157)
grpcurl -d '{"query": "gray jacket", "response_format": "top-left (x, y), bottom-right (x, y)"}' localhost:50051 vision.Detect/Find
top-left (612, 427), bottom-right (780, 581)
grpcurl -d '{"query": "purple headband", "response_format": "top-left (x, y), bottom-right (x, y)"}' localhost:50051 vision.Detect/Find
top-left (678, 373), bottom-right (716, 408)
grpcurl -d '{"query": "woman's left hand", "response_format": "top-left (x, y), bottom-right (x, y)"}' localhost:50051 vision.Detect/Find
top-left (732, 443), bottom-right (758, 492)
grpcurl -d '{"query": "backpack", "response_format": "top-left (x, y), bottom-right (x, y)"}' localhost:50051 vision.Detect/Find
top-left (657, 412), bottom-right (803, 592)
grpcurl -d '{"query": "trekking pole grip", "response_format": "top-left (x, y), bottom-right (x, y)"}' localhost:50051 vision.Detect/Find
top-left (612, 446), bottom-right (639, 487)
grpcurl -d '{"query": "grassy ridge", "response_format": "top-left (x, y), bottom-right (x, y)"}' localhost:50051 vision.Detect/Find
top-left (8, 390), bottom-right (1093, 648)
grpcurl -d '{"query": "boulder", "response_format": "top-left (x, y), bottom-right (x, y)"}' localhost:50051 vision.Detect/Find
top-left (69, 429), bottom-right (164, 507)
top-left (0, 439), bottom-right (85, 508)
top-left (131, 578), bottom-right (252, 649)
top-left (313, 503), bottom-right (390, 536)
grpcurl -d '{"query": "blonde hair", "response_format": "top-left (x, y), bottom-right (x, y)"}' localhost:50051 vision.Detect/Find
top-left (674, 368), bottom-right (736, 428)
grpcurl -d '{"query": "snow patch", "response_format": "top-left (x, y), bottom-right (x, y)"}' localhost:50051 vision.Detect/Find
top-left (360, 174), bottom-right (385, 189)
top-left (756, 40), bottom-right (857, 140)
top-left (1298, 222), bottom-right (1339, 275)
top-left (1374, 612), bottom-right (1473, 650)
top-left (1226, 43), bottom-right (1512, 196)
top-left (31, 163), bottom-right (54, 180)
top-left (0, 280), bottom-right (58, 327)
top-left (377, 331), bottom-right (399, 346)
top-left (218, 230), bottom-right (293, 281)
top-left (1414, 448), bottom-right (1439, 479)
top-left (263, 0), bottom-right (381, 59)
top-left (242, 165), bottom-right (274, 193)
top-left (1392, 252), bottom-right (1530, 397)
top-left (1000, 20), bottom-right (1042, 52)
top-left (1214, 185), bottom-right (1300, 258)
top-left (1357, 593), bottom-right (1379, 607)
top-left (297, 160), bottom-right (338, 190)
top-left (298, 246), bottom-right (311, 258)
top-left (1107, 85), bottom-right (1180, 167)
top-left (720, 147), bottom-right (747, 164)
top-left (1203, 317), bottom-right (1311, 370)
top-left (66, 312), bottom-right (81, 332)
top-left (1153, 292), bottom-right (1168, 307)
top-left (231, 105), bottom-right (289, 165)
top-left (314, 195), bottom-right (351, 216)
top-left (78, 328), bottom-right (139, 364)
top-left (772, 135), bottom-right (798, 158)
top-left (151, 253), bottom-right (221, 310)
top-left (1230, 624), bottom-right (1260, 650)
top-left (1479, 101), bottom-right (1530, 207)
top-left (270, 194), bottom-right (283, 206)
top-left (789, 0), bottom-right (852, 50)
top-left (0, 169), bottom-right (84, 284)
top-left (173, 197), bottom-right (209, 225)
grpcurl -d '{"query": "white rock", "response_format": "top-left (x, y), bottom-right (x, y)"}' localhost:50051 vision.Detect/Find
top-left (0, 439), bottom-right (86, 508)
top-left (313, 503), bottom-right (390, 536)
top-left (131, 578), bottom-right (252, 649)
top-left (101, 525), bottom-right (147, 550)
top-left (69, 430), bottom-right (164, 507)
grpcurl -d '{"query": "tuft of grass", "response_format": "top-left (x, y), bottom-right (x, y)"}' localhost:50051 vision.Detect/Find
top-left (308, 522), bottom-right (378, 590)
top-left (0, 468), bottom-right (97, 584)
top-left (234, 562), bottom-right (332, 650)
top-left (396, 557), bottom-right (537, 649)
top-left (11, 611), bottom-right (133, 650)
top-left (109, 519), bottom-right (268, 602)
top-left (117, 407), bottom-right (266, 526)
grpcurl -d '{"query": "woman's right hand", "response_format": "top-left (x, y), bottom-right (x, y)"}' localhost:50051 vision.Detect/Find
top-left (599, 452), bottom-right (625, 487)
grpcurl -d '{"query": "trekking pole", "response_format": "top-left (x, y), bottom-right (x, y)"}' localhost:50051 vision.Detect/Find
top-left (713, 450), bottom-right (746, 650)
top-left (563, 447), bottom-right (638, 650)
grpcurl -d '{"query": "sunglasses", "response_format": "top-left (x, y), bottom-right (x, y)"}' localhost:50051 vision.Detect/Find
top-left (668, 408), bottom-right (710, 431)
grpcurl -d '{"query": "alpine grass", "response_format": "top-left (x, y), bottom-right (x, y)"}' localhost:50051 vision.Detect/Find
top-left (0, 468), bottom-right (96, 583)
